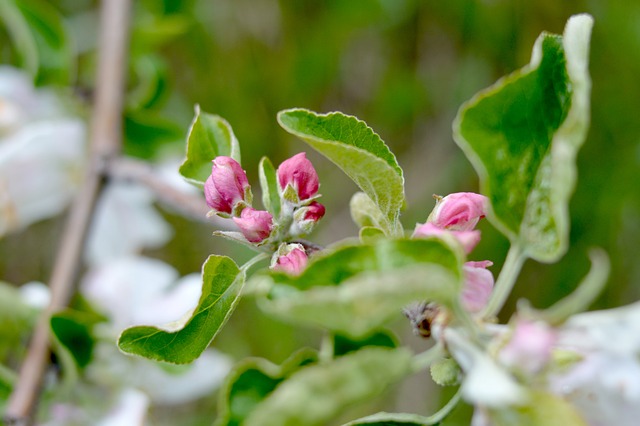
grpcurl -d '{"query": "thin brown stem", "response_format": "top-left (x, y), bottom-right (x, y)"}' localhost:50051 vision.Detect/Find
top-left (4, 1), bottom-right (131, 424)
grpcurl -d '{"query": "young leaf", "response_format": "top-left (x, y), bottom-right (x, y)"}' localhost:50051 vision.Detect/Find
top-left (453, 14), bottom-right (593, 262)
top-left (258, 156), bottom-right (281, 217)
top-left (333, 330), bottom-right (398, 357)
top-left (215, 349), bottom-right (318, 426)
top-left (260, 238), bottom-right (463, 338)
top-left (118, 255), bottom-right (243, 364)
top-left (278, 109), bottom-right (405, 236)
top-left (350, 191), bottom-right (386, 230)
top-left (179, 107), bottom-right (241, 186)
top-left (244, 347), bottom-right (413, 426)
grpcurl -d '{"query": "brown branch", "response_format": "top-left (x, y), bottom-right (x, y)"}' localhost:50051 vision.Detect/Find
top-left (4, 1), bottom-right (132, 424)
top-left (107, 157), bottom-right (218, 225)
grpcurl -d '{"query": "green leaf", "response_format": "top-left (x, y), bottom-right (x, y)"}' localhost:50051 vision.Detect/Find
top-left (278, 109), bottom-right (405, 236)
top-left (260, 238), bottom-right (463, 338)
top-left (215, 349), bottom-right (318, 426)
top-left (0, 0), bottom-right (72, 85)
top-left (350, 192), bottom-right (386, 230)
top-left (245, 347), bottom-right (413, 426)
top-left (453, 14), bottom-right (593, 262)
top-left (118, 255), bottom-right (243, 364)
top-left (359, 226), bottom-right (385, 243)
top-left (50, 310), bottom-right (95, 369)
top-left (490, 391), bottom-right (587, 426)
top-left (333, 330), bottom-right (398, 357)
top-left (179, 107), bottom-right (241, 187)
top-left (0, 363), bottom-right (16, 400)
top-left (259, 156), bottom-right (281, 217)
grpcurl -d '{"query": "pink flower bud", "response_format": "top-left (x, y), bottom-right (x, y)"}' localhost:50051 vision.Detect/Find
top-left (431, 192), bottom-right (488, 231)
top-left (232, 207), bottom-right (273, 243)
top-left (204, 156), bottom-right (251, 214)
top-left (272, 245), bottom-right (308, 275)
top-left (461, 261), bottom-right (494, 313)
top-left (413, 222), bottom-right (481, 254)
top-left (277, 152), bottom-right (319, 200)
top-left (290, 201), bottom-right (326, 236)
top-left (499, 319), bottom-right (556, 374)
top-left (302, 201), bottom-right (325, 222)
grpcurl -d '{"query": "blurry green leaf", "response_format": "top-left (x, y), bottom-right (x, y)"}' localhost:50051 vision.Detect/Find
top-left (490, 391), bottom-right (586, 426)
top-left (359, 226), bottom-right (385, 243)
top-left (259, 156), bottom-right (281, 217)
top-left (50, 310), bottom-right (95, 369)
top-left (128, 55), bottom-right (169, 110)
top-left (0, 363), bottom-right (16, 400)
top-left (278, 109), bottom-right (405, 236)
top-left (179, 107), bottom-right (241, 187)
top-left (215, 349), bottom-right (318, 426)
top-left (260, 238), bottom-right (463, 337)
top-left (453, 15), bottom-right (593, 262)
top-left (245, 347), bottom-right (413, 426)
top-left (124, 110), bottom-right (183, 159)
top-left (118, 255), bottom-right (243, 364)
top-left (333, 330), bottom-right (397, 357)
top-left (0, 0), bottom-right (72, 85)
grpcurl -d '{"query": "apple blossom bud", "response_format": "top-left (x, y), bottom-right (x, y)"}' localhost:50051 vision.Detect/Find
top-left (431, 192), bottom-right (488, 231)
top-left (499, 319), bottom-right (556, 374)
top-left (461, 261), bottom-right (494, 313)
top-left (277, 152), bottom-right (319, 200)
top-left (232, 207), bottom-right (273, 243)
top-left (271, 244), bottom-right (308, 275)
top-left (290, 201), bottom-right (326, 236)
top-left (413, 222), bottom-right (481, 254)
top-left (204, 156), bottom-right (251, 214)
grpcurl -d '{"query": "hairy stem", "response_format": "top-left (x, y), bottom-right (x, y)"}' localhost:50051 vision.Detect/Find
top-left (481, 243), bottom-right (526, 319)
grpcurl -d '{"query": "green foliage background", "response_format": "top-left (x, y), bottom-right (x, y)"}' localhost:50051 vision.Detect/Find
top-left (0, 0), bottom-right (639, 424)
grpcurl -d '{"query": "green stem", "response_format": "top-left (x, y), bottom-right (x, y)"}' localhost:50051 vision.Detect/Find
top-left (481, 243), bottom-right (526, 319)
top-left (241, 252), bottom-right (270, 273)
top-left (412, 343), bottom-right (445, 372)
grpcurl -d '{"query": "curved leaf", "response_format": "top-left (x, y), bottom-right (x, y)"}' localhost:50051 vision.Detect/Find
top-left (50, 310), bottom-right (96, 369)
top-left (278, 109), bottom-right (404, 236)
top-left (245, 347), bottom-right (413, 426)
top-left (453, 14), bottom-right (593, 262)
top-left (260, 238), bottom-right (463, 338)
top-left (118, 255), bottom-right (242, 364)
top-left (215, 349), bottom-right (318, 426)
top-left (179, 107), bottom-right (241, 186)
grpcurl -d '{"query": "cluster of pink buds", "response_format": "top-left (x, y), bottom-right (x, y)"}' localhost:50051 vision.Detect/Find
top-left (276, 153), bottom-right (325, 236)
top-left (204, 156), bottom-right (273, 244)
top-left (203, 153), bottom-right (325, 250)
top-left (413, 192), bottom-right (494, 314)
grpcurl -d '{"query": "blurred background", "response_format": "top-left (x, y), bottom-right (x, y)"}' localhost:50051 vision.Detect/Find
top-left (0, 0), bottom-right (638, 424)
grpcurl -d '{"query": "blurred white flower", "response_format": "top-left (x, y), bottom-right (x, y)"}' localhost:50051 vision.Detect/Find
top-left (85, 183), bottom-right (172, 267)
top-left (96, 388), bottom-right (149, 426)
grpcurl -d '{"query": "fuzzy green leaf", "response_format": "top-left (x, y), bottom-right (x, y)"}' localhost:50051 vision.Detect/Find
top-left (245, 347), bottom-right (413, 426)
top-left (50, 310), bottom-right (95, 369)
top-left (259, 156), bottom-right (281, 217)
top-left (453, 14), bottom-right (593, 262)
top-left (179, 107), bottom-right (241, 186)
top-left (260, 238), bottom-right (463, 338)
top-left (0, 0), bottom-right (72, 85)
top-left (215, 349), bottom-right (318, 426)
top-left (278, 109), bottom-right (404, 236)
top-left (118, 255), bottom-right (243, 364)
top-left (333, 330), bottom-right (398, 357)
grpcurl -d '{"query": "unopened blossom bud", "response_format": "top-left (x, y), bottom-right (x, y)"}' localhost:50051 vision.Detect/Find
top-left (430, 192), bottom-right (488, 231)
top-left (204, 156), bottom-right (251, 214)
top-left (290, 201), bottom-right (326, 236)
top-left (413, 222), bottom-right (481, 254)
top-left (499, 319), bottom-right (556, 374)
top-left (277, 152), bottom-right (319, 201)
top-left (232, 207), bottom-right (273, 243)
top-left (271, 244), bottom-right (308, 275)
top-left (461, 261), bottom-right (494, 313)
